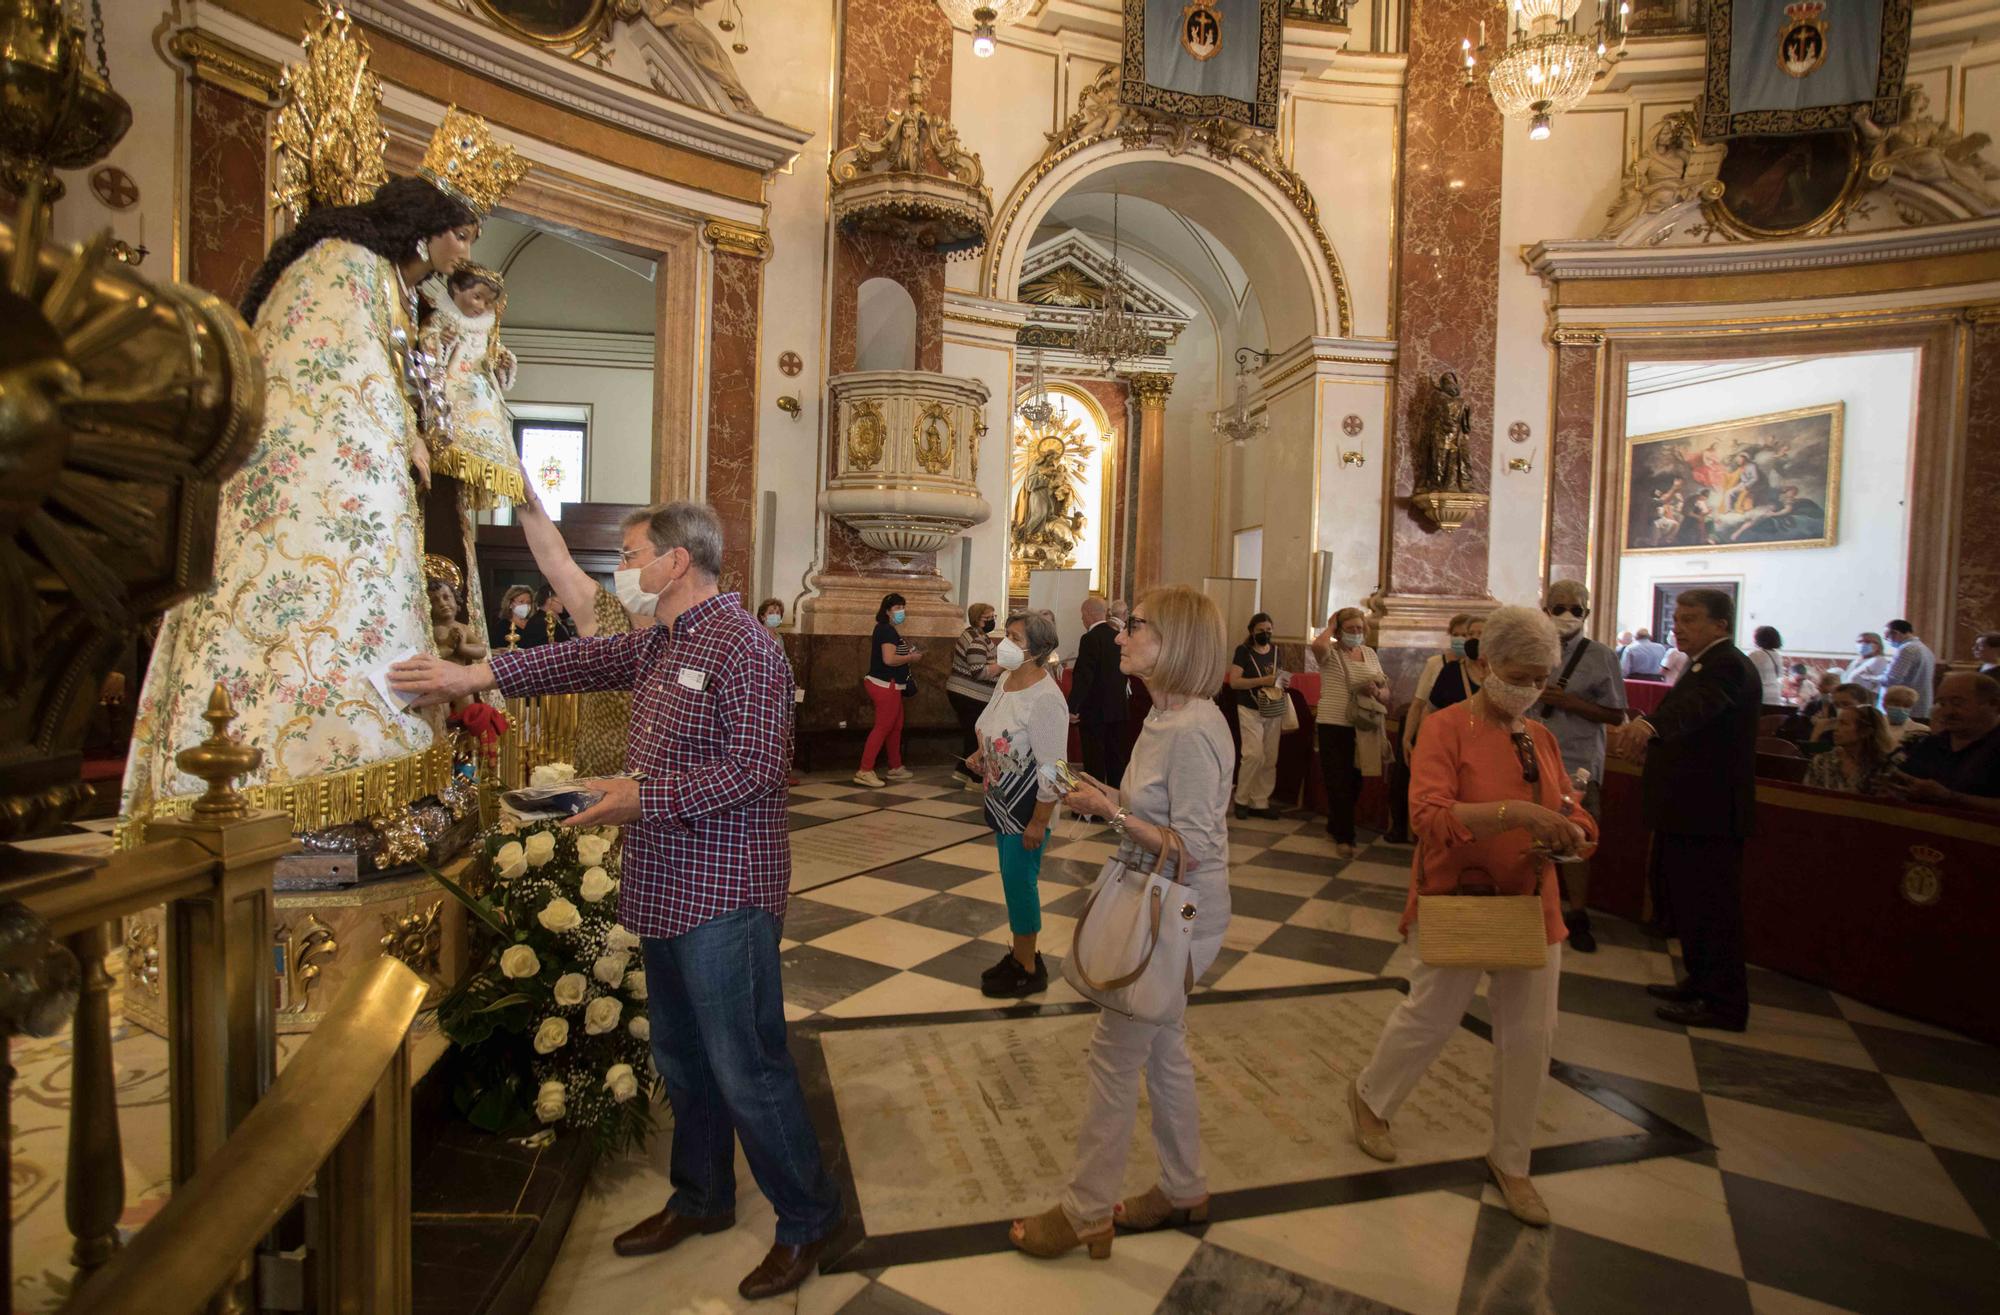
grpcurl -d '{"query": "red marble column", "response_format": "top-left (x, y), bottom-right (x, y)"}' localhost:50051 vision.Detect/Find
top-left (1546, 334), bottom-right (1604, 588)
top-left (1383, 0), bottom-right (1503, 599)
top-left (186, 81), bottom-right (270, 308)
top-left (1957, 319), bottom-right (2000, 653)
top-left (822, 0), bottom-right (953, 580)
top-left (705, 242), bottom-right (763, 597)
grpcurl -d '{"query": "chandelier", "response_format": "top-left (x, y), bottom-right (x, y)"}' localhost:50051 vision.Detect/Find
top-left (1071, 194), bottom-right (1155, 372)
top-left (1018, 349), bottom-right (1055, 426)
top-left (1213, 348), bottom-right (1272, 447)
top-left (1464, 0), bottom-right (1627, 140)
top-left (934, 0), bottom-right (1038, 57)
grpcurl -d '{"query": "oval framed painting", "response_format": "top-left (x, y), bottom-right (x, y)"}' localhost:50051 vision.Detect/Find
top-left (470, 0), bottom-right (611, 47)
top-left (1711, 131), bottom-right (1861, 238)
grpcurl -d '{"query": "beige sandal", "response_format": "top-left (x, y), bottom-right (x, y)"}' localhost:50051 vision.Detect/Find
top-left (1009, 1204), bottom-right (1113, 1260)
top-left (1349, 1080), bottom-right (1397, 1162)
top-left (1114, 1185), bottom-right (1211, 1232)
top-left (1485, 1156), bottom-right (1551, 1228)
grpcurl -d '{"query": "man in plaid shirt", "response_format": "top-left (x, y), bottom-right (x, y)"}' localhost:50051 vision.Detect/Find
top-left (392, 502), bottom-right (841, 1301)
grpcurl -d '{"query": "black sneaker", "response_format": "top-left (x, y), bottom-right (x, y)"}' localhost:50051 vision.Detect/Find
top-left (1564, 909), bottom-right (1598, 954)
top-left (1257, 807), bottom-right (1282, 820)
top-left (980, 950), bottom-right (1017, 983)
top-left (981, 952), bottom-right (1049, 998)
top-left (1234, 804), bottom-right (1250, 820)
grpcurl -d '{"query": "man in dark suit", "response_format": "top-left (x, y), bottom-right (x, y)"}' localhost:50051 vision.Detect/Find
top-left (1608, 587), bottom-right (1760, 1032)
top-left (1068, 594), bottom-right (1130, 788)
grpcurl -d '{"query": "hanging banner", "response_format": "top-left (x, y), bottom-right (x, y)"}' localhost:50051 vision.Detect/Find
top-left (1695, 0), bottom-right (1913, 139)
top-left (1121, 0), bottom-right (1281, 130)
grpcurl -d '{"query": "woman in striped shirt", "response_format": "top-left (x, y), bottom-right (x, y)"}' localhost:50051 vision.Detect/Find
top-left (947, 602), bottom-right (1001, 789)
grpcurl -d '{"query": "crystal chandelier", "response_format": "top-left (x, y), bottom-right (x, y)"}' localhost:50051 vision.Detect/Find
top-left (1213, 349), bottom-right (1272, 447)
top-left (1464, 0), bottom-right (1627, 140)
top-left (1018, 349), bottom-right (1055, 426)
top-left (934, 0), bottom-right (1038, 57)
top-left (1071, 194), bottom-right (1155, 372)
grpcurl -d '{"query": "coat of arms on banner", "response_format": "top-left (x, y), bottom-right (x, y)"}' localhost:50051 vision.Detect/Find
top-left (1778, 2), bottom-right (1828, 79)
top-left (1181, 0), bottom-right (1222, 61)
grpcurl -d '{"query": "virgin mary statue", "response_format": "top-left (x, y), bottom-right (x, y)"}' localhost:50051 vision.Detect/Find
top-left (122, 15), bottom-right (527, 853)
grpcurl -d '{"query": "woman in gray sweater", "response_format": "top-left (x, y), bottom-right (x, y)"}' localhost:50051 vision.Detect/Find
top-left (1008, 584), bottom-right (1234, 1261)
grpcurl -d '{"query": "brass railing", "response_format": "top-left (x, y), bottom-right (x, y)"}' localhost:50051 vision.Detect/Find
top-left (73, 957), bottom-right (427, 1315)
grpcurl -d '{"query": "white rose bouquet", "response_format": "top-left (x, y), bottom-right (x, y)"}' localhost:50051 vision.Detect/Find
top-left (433, 818), bottom-right (658, 1151)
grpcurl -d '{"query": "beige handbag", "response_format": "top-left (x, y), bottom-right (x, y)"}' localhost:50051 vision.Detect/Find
top-left (1063, 828), bottom-right (1199, 1025)
top-left (1414, 789), bottom-right (1549, 972)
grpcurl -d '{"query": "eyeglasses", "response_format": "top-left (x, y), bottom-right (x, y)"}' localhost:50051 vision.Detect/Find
top-left (1509, 733), bottom-right (1541, 785)
top-left (617, 547), bottom-right (643, 565)
top-left (1548, 605), bottom-right (1587, 618)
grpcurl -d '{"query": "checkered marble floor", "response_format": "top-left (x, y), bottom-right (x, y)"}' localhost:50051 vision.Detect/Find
top-left (532, 768), bottom-right (2000, 1315)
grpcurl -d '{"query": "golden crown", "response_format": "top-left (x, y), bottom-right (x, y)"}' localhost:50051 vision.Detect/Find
top-left (418, 106), bottom-right (529, 216)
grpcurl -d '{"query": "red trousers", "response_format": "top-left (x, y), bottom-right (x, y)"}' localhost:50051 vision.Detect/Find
top-left (860, 680), bottom-right (905, 772)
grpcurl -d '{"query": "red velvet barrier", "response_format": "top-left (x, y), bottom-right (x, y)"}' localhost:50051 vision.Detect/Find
top-left (1593, 762), bottom-right (2000, 1043)
top-left (1624, 678), bottom-right (1671, 716)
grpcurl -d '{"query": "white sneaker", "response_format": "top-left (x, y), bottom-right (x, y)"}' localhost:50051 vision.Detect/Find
top-left (884, 766), bottom-right (915, 782)
top-left (852, 770), bottom-right (886, 788)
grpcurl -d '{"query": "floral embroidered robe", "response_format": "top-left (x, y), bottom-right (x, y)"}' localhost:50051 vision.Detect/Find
top-left (123, 239), bottom-right (446, 828)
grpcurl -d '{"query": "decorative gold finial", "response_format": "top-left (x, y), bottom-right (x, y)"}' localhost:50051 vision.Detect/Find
top-left (175, 683), bottom-right (263, 820)
top-left (272, 2), bottom-right (389, 222)
top-left (418, 106), bottom-right (530, 216)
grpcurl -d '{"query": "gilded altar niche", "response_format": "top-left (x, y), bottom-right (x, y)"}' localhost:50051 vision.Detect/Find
top-left (1007, 383), bottom-right (1114, 596)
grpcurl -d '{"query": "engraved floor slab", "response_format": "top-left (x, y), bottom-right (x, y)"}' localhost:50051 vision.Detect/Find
top-left (791, 812), bottom-right (989, 892)
top-left (808, 984), bottom-right (1651, 1260)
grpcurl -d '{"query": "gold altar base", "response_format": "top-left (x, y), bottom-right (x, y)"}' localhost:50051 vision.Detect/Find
top-left (124, 862), bottom-right (470, 1037)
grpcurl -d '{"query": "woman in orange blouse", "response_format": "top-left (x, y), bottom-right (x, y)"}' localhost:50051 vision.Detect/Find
top-left (1347, 605), bottom-right (1596, 1228)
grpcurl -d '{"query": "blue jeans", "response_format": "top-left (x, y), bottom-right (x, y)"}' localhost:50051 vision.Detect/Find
top-left (641, 907), bottom-right (842, 1244)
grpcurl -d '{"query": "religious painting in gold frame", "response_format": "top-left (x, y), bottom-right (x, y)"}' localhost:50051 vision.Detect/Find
top-left (468, 0), bottom-right (615, 57)
top-left (1620, 403), bottom-right (1842, 555)
top-left (1008, 382), bottom-right (1115, 595)
top-left (1708, 131), bottom-right (1861, 238)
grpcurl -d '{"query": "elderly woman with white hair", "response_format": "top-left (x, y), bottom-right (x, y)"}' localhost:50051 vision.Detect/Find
top-left (1348, 605), bottom-right (1596, 1228)
top-left (966, 609), bottom-right (1069, 998)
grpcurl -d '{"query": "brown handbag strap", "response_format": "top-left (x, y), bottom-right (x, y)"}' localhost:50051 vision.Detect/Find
top-left (1069, 826), bottom-right (1189, 992)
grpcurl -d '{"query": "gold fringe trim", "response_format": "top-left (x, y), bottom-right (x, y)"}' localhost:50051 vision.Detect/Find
top-left (432, 444), bottom-right (527, 510)
top-left (118, 741), bottom-right (458, 850)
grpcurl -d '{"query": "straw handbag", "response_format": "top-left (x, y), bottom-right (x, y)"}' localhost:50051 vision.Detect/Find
top-left (1415, 866), bottom-right (1548, 972)
top-left (1062, 828), bottom-right (1198, 1025)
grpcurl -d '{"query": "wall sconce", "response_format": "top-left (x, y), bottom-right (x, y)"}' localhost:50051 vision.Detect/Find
top-left (1507, 450), bottom-right (1536, 475)
top-left (1341, 451), bottom-right (1365, 468)
top-left (776, 395), bottom-right (802, 421)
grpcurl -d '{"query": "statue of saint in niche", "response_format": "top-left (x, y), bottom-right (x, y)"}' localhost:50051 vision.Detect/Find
top-left (1417, 371), bottom-right (1474, 494)
top-left (1010, 427), bottom-right (1090, 572)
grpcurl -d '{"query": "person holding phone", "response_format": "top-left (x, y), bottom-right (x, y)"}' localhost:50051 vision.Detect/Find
top-left (966, 610), bottom-right (1068, 997)
top-left (855, 593), bottom-right (921, 788)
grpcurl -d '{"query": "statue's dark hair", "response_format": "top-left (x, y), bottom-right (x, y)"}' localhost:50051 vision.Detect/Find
top-left (241, 176), bottom-right (476, 323)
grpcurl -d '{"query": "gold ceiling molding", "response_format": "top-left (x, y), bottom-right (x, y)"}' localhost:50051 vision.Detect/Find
top-left (702, 218), bottom-right (769, 258)
top-left (168, 27), bottom-right (285, 104)
top-left (982, 66), bottom-right (1352, 337)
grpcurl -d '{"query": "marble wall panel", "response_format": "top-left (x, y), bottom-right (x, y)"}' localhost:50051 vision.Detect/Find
top-left (707, 249), bottom-right (762, 596)
top-left (1385, 0), bottom-right (1503, 597)
top-left (1547, 341), bottom-right (1600, 588)
top-left (1958, 322), bottom-right (2000, 653)
top-left (187, 82), bottom-right (269, 308)
top-left (821, 0), bottom-right (956, 582)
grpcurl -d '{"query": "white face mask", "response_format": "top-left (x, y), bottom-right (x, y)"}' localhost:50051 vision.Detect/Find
top-left (512, 602), bottom-right (532, 620)
top-left (994, 638), bottom-right (1026, 670)
top-left (1483, 676), bottom-right (1543, 718)
top-left (613, 567), bottom-right (659, 618)
top-left (1339, 631), bottom-right (1363, 649)
top-left (1552, 614), bottom-right (1584, 639)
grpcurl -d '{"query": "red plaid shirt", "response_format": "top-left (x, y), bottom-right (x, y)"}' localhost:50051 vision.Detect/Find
top-left (488, 592), bottom-right (791, 939)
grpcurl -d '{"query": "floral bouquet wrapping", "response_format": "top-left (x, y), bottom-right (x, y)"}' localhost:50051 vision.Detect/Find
top-left (433, 763), bottom-right (659, 1151)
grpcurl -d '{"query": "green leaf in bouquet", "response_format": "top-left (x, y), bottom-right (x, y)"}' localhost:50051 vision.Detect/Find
top-left (420, 858), bottom-right (510, 934)
top-left (473, 991), bottom-right (535, 1015)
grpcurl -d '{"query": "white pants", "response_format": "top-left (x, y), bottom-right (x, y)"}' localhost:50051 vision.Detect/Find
top-left (1234, 713), bottom-right (1283, 808)
top-left (1061, 893), bottom-right (1227, 1228)
top-left (1355, 943), bottom-right (1561, 1178)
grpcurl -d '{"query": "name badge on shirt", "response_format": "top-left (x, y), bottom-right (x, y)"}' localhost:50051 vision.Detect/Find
top-left (677, 667), bottom-right (708, 691)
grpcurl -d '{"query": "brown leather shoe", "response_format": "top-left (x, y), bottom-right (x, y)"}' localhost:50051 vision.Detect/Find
top-left (737, 1236), bottom-right (829, 1300)
top-left (611, 1207), bottom-right (734, 1257)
